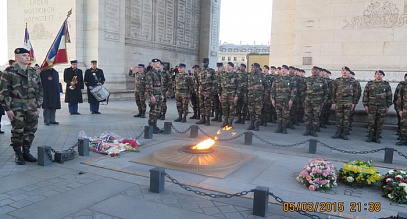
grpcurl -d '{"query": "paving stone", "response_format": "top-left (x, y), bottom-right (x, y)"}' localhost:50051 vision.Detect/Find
top-left (0, 194), bottom-right (11, 201)
top-left (24, 195), bottom-right (46, 203)
top-left (201, 206), bottom-right (222, 215)
top-left (6, 190), bottom-right (27, 196)
top-left (162, 197), bottom-right (179, 205)
top-left (8, 200), bottom-right (32, 208)
top-left (0, 205), bottom-right (16, 215)
top-left (224, 211), bottom-right (245, 219)
top-left (0, 199), bottom-right (14, 207)
top-left (218, 205), bottom-right (238, 214)
top-left (197, 201), bottom-right (216, 208)
top-left (10, 194), bottom-right (29, 201)
top-left (41, 190), bottom-right (61, 197)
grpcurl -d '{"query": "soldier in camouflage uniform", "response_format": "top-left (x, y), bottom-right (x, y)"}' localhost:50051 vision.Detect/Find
top-left (271, 65), bottom-right (297, 134)
top-left (196, 58), bottom-right (214, 126)
top-left (302, 66), bottom-right (328, 137)
top-left (129, 64), bottom-right (146, 118)
top-left (246, 63), bottom-right (267, 131)
top-left (159, 64), bottom-right (172, 120)
top-left (260, 65), bottom-right (272, 127)
top-left (0, 48), bottom-right (43, 165)
top-left (363, 70), bottom-right (392, 143)
top-left (235, 64), bottom-right (248, 124)
top-left (320, 69), bottom-right (333, 126)
top-left (331, 66), bottom-right (359, 140)
top-left (145, 59), bottom-right (164, 134)
top-left (395, 73), bottom-right (407, 145)
top-left (348, 71), bottom-right (362, 133)
top-left (211, 63), bottom-right (223, 122)
top-left (218, 62), bottom-right (239, 128)
top-left (190, 65), bottom-right (200, 119)
top-left (394, 77), bottom-right (404, 137)
top-left (269, 66), bottom-right (278, 123)
top-left (288, 66), bottom-right (301, 129)
top-left (173, 64), bottom-right (193, 123)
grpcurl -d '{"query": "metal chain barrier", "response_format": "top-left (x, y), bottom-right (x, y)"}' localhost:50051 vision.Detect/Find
top-left (135, 129), bottom-right (145, 139)
top-left (253, 134), bottom-right (310, 147)
top-left (378, 216), bottom-right (399, 219)
top-left (317, 140), bottom-right (386, 154)
top-left (164, 172), bottom-right (253, 198)
top-left (196, 126), bottom-right (215, 139)
top-left (171, 124), bottom-right (191, 134)
top-left (268, 192), bottom-right (322, 219)
top-left (394, 149), bottom-right (407, 160)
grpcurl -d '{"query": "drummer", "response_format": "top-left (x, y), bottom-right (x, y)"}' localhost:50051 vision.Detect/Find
top-left (84, 60), bottom-right (106, 114)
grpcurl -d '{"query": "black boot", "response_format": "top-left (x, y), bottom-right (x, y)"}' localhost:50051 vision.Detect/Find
top-left (181, 115), bottom-right (187, 123)
top-left (221, 118), bottom-right (228, 128)
top-left (320, 122), bottom-right (326, 128)
top-left (263, 118), bottom-right (267, 127)
top-left (254, 121), bottom-right (260, 131)
top-left (241, 118), bottom-right (245, 124)
top-left (22, 146), bottom-right (38, 162)
top-left (153, 122), bottom-right (161, 134)
top-left (311, 126), bottom-right (318, 137)
top-left (228, 119), bottom-right (233, 128)
top-left (190, 111), bottom-right (197, 119)
top-left (13, 146), bottom-right (25, 165)
top-left (236, 116), bottom-right (242, 124)
top-left (288, 122), bottom-right (295, 130)
top-left (331, 128), bottom-right (342, 139)
top-left (396, 136), bottom-right (407, 145)
top-left (174, 113), bottom-right (182, 122)
top-left (366, 133), bottom-right (374, 142)
top-left (245, 115), bottom-right (250, 121)
top-left (205, 116), bottom-right (210, 126)
top-left (247, 120), bottom-right (255, 130)
top-left (274, 123), bottom-right (282, 133)
top-left (140, 110), bottom-right (146, 118)
top-left (341, 129), bottom-right (349, 140)
top-left (196, 115), bottom-right (205, 124)
top-left (303, 126), bottom-right (311, 136)
top-left (134, 111), bottom-right (142, 117)
top-left (196, 112), bottom-right (201, 120)
top-left (217, 113), bottom-right (222, 122)
top-left (160, 113), bottom-right (166, 120)
top-left (374, 133), bottom-right (381, 144)
top-left (211, 113), bottom-right (218, 121)
top-left (315, 126), bottom-right (321, 132)
top-left (282, 123), bottom-right (288, 134)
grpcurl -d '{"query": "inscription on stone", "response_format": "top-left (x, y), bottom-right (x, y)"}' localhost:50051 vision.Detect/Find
top-left (23, 0), bottom-right (55, 40)
top-left (105, 0), bottom-right (120, 41)
top-left (210, 0), bottom-right (220, 56)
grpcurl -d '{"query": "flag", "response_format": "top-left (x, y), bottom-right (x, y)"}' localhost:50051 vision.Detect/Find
top-left (40, 18), bottom-right (71, 70)
top-left (24, 24), bottom-right (35, 63)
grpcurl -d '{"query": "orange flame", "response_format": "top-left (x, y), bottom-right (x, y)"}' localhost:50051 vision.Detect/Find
top-left (191, 139), bottom-right (215, 150)
top-left (223, 125), bottom-right (232, 131)
top-left (214, 136), bottom-right (219, 140)
top-left (231, 132), bottom-right (236, 136)
top-left (217, 130), bottom-right (221, 135)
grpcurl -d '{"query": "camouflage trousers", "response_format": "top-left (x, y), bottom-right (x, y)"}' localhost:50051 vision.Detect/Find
top-left (400, 111), bottom-right (407, 136)
top-left (161, 95), bottom-right (167, 115)
top-left (275, 99), bottom-right (290, 124)
top-left (289, 100), bottom-right (298, 124)
top-left (236, 94), bottom-right (248, 118)
top-left (148, 95), bottom-right (163, 124)
top-left (175, 91), bottom-right (190, 115)
top-left (304, 100), bottom-right (322, 127)
top-left (297, 98), bottom-right (304, 122)
top-left (198, 93), bottom-right (212, 116)
top-left (248, 93), bottom-right (263, 122)
top-left (190, 92), bottom-right (199, 113)
top-left (11, 110), bottom-right (39, 147)
top-left (262, 98), bottom-right (272, 121)
top-left (220, 92), bottom-right (236, 119)
top-left (320, 100), bottom-right (332, 123)
top-left (135, 91), bottom-right (146, 112)
top-left (367, 105), bottom-right (387, 134)
top-left (212, 93), bottom-right (221, 115)
top-left (335, 102), bottom-right (352, 129)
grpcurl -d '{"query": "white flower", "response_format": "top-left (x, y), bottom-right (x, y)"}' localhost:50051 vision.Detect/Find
top-left (400, 171), bottom-right (406, 175)
top-left (388, 194), bottom-right (394, 199)
top-left (386, 178), bottom-right (392, 183)
top-left (388, 170), bottom-right (394, 174)
top-left (399, 183), bottom-right (407, 187)
top-left (346, 176), bottom-right (354, 182)
top-left (404, 187), bottom-right (407, 193)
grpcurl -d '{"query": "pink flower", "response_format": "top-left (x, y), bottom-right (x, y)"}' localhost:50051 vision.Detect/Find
top-left (320, 180), bottom-right (328, 185)
top-left (322, 170), bottom-right (329, 177)
top-left (306, 175), bottom-right (312, 181)
top-left (309, 185), bottom-right (316, 191)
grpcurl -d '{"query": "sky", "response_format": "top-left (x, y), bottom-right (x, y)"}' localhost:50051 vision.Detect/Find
top-left (0, 0), bottom-right (272, 64)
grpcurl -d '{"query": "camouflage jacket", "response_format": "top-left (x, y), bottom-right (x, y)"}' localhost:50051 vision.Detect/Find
top-left (247, 70), bottom-right (267, 95)
top-left (396, 81), bottom-right (407, 111)
top-left (218, 71), bottom-right (239, 96)
top-left (332, 77), bottom-right (359, 104)
top-left (271, 75), bottom-right (297, 101)
top-left (325, 78), bottom-right (333, 101)
top-left (394, 81), bottom-right (404, 110)
top-left (129, 69), bottom-right (146, 93)
top-left (198, 67), bottom-right (215, 95)
top-left (354, 80), bottom-right (362, 103)
top-left (145, 68), bottom-right (163, 96)
top-left (362, 80), bottom-right (392, 108)
top-left (161, 71), bottom-right (173, 94)
top-left (303, 76), bottom-right (328, 104)
top-left (237, 70), bottom-right (248, 95)
top-left (174, 72), bottom-right (193, 93)
top-left (0, 64), bottom-right (43, 111)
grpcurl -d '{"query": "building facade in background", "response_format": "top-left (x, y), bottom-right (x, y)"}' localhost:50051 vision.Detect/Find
top-left (7, 0), bottom-right (221, 91)
top-left (218, 43), bottom-right (269, 68)
top-left (270, 0), bottom-right (407, 81)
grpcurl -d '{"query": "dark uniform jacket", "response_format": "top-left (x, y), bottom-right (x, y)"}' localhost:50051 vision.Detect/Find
top-left (84, 68), bottom-right (105, 103)
top-left (64, 67), bottom-right (84, 104)
top-left (40, 68), bottom-right (61, 109)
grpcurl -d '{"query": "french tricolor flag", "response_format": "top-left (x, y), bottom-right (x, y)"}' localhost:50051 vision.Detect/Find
top-left (41, 15), bottom-right (71, 70)
top-left (24, 24), bottom-right (35, 63)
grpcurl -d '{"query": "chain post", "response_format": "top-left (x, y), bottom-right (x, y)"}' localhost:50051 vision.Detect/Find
top-left (78, 138), bottom-right (89, 156)
top-left (253, 186), bottom-right (269, 217)
top-left (384, 148), bottom-right (394, 164)
top-left (189, 125), bottom-right (198, 138)
top-left (37, 145), bottom-right (53, 166)
top-left (149, 167), bottom-right (166, 193)
top-left (398, 211), bottom-right (407, 219)
top-left (163, 122), bottom-right (172, 134)
top-left (244, 131), bottom-right (253, 145)
top-left (308, 139), bottom-right (317, 154)
top-left (144, 126), bottom-right (153, 139)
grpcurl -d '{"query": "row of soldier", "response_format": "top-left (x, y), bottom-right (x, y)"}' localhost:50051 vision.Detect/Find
top-left (129, 58), bottom-right (407, 146)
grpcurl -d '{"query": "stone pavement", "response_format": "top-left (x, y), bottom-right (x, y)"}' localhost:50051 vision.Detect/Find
top-left (0, 99), bottom-right (406, 219)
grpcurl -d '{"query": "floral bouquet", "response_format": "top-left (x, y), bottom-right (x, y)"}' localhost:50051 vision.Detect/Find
top-left (88, 132), bottom-right (140, 157)
top-left (296, 158), bottom-right (337, 191)
top-left (382, 169), bottom-right (407, 204)
top-left (339, 160), bottom-right (381, 187)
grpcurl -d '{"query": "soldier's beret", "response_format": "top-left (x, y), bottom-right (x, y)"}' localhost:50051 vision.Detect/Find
top-left (342, 66), bottom-right (350, 71)
top-left (277, 67), bottom-right (281, 70)
top-left (91, 60), bottom-right (97, 63)
top-left (404, 73), bottom-right (407, 77)
top-left (270, 66), bottom-right (276, 69)
top-left (192, 65), bottom-right (200, 69)
top-left (202, 58), bottom-right (209, 63)
top-left (227, 62), bottom-right (234, 67)
top-left (263, 65), bottom-right (269, 70)
top-left (282, 65), bottom-right (289, 70)
top-left (179, 63), bottom-right (186, 68)
top-left (326, 70), bottom-right (331, 74)
top-left (14, 48), bottom-right (29, 54)
top-left (376, 70), bottom-right (385, 76)
top-left (350, 71), bottom-right (355, 75)
top-left (151, 58), bottom-right (161, 63)
top-left (240, 64), bottom-right (246, 68)
top-left (217, 63), bottom-right (223, 67)
top-left (312, 66), bottom-right (319, 69)
top-left (138, 64), bottom-right (145, 68)
top-left (70, 60), bottom-right (78, 64)
top-left (252, 63), bottom-right (260, 68)
top-left (289, 66), bottom-right (295, 69)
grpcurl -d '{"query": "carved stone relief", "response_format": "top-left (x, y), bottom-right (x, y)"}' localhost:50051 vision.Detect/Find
top-left (105, 0), bottom-right (120, 41)
top-left (343, 1), bottom-right (407, 29)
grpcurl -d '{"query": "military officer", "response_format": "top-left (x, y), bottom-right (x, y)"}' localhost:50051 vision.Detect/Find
top-left (190, 65), bottom-right (200, 119)
top-left (145, 59), bottom-right (164, 134)
top-left (129, 64), bottom-right (147, 118)
top-left (211, 63), bottom-right (223, 122)
top-left (363, 70), bottom-right (392, 143)
top-left (395, 73), bottom-right (407, 145)
top-left (236, 64), bottom-right (248, 124)
top-left (218, 62), bottom-right (239, 128)
top-left (196, 58), bottom-right (215, 126)
top-left (64, 60), bottom-right (84, 115)
top-left (260, 65), bottom-right (272, 127)
top-left (0, 48), bottom-right (43, 165)
top-left (247, 63), bottom-right (267, 131)
top-left (173, 63), bottom-right (193, 123)
top-left (160, 63), bottom-right (172, 120)
top-left (84, 60), bottom-right (105, 114)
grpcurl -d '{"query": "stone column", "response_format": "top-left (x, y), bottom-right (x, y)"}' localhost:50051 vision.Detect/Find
top-left (199, 0), bottom-right (221, 69)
